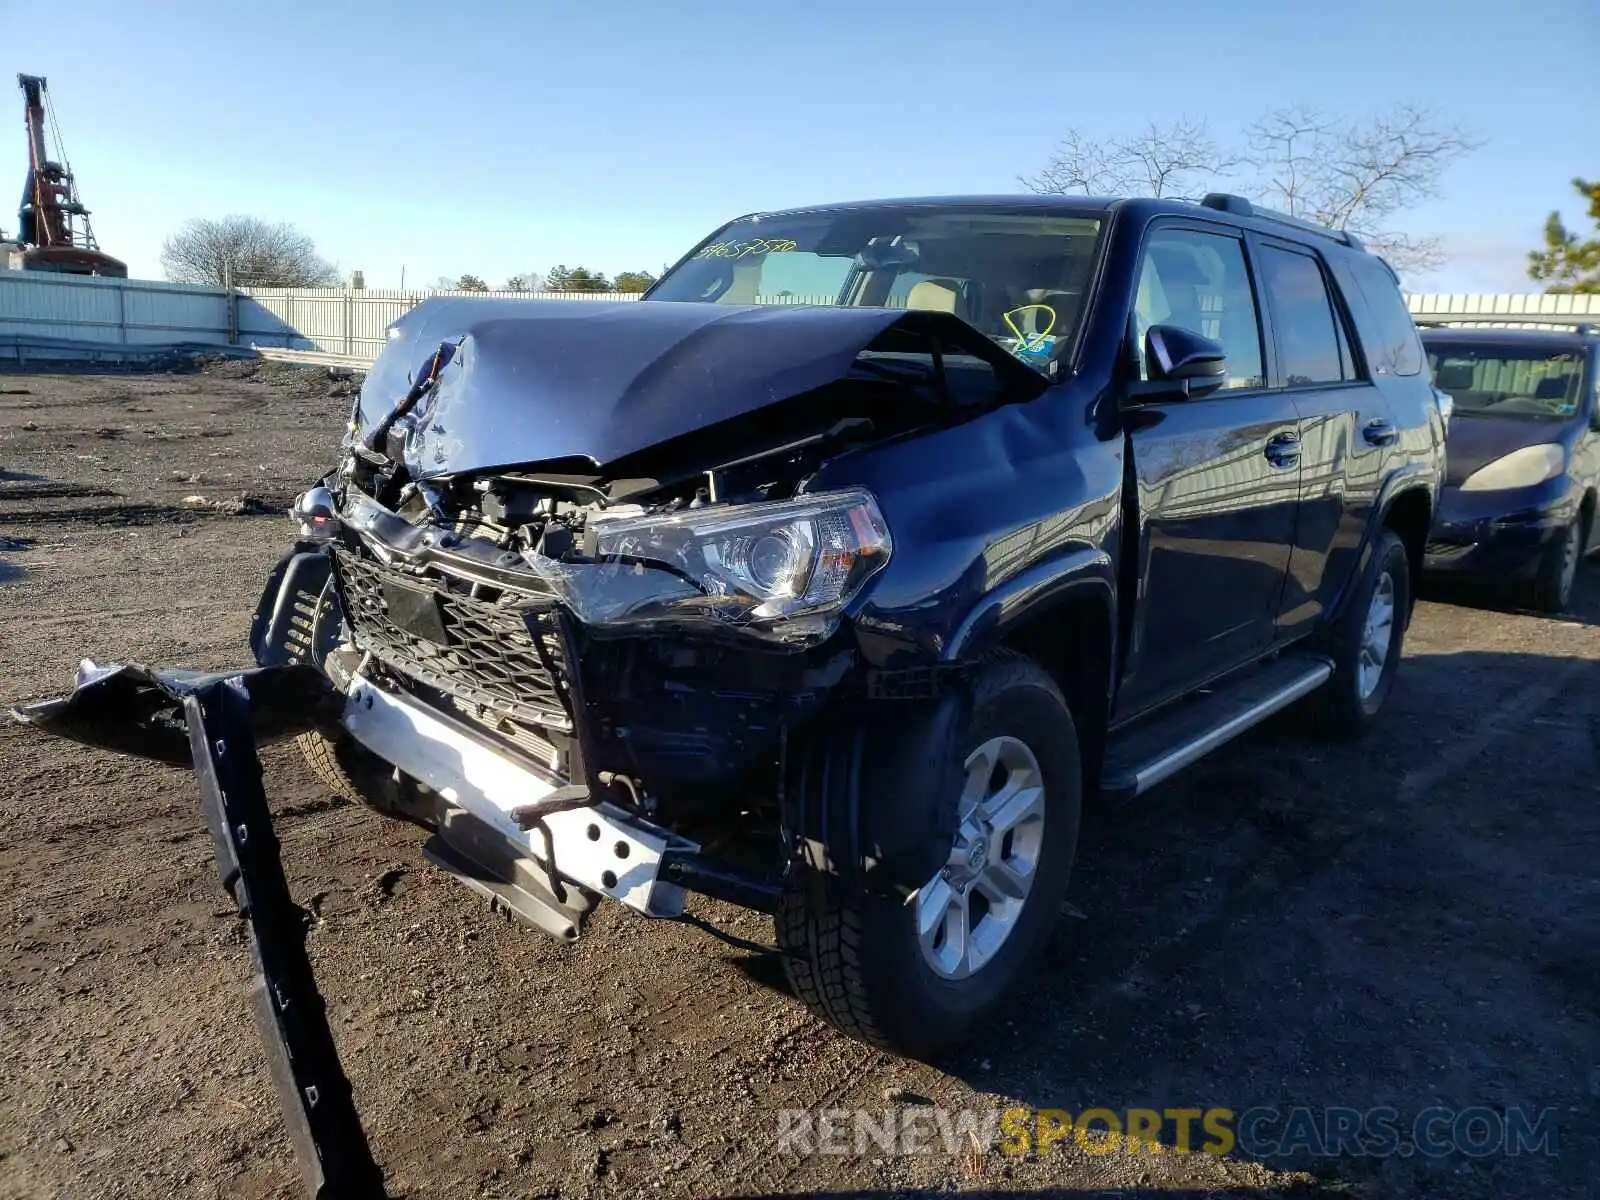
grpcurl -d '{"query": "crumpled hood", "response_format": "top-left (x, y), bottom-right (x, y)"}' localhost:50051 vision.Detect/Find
top-left (1443, 411), bottom-right (1580, 488)
top-left (356, 298), bottom-right (1046, 478)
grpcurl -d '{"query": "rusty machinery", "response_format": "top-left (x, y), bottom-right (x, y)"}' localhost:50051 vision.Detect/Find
top-left (14, 73), bottom-right (126, 277)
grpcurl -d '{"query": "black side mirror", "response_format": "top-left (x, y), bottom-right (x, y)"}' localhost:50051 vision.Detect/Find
top-left (1126, 324), bottom-right (1228, 402)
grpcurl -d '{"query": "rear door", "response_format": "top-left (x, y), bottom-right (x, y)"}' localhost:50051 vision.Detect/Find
top-left (1115, 222), bottom-right (1300, 718)
top-left (1248, 237), bottom-right (1388, 638)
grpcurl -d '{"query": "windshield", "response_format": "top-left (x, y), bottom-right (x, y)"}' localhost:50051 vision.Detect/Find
top-left (648, 206), bottom-right (1104, 366)
top-left (1427, 345), bottom-right (1587, 421)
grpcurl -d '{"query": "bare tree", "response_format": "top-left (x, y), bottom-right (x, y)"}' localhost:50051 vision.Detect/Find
top-left (1021, 118), bottom-right (1238, 200)
top-left (161, 216), bottom-right (338, 287)
top-left (1022, 106), bottom-right (1482, 273)
top-left (1247, 105), bottom-right (1482, 271)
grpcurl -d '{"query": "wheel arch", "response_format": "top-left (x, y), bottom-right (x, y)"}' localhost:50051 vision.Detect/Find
top-left (942, 553), bottom-right (1117, 787)
top-left (1380, 484), bottom-right (1433, 610)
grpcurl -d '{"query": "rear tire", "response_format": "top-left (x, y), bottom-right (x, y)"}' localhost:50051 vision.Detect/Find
top-left (1311, 528), bottom-right (1410, 741)
top-left (1530, 516), bottom-right (1583, 613)
top-left (776, 653), bottom-right (1082, 1058)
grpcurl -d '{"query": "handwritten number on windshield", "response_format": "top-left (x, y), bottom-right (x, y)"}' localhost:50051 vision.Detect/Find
top-left (692, 238), bottom-right (800, 261)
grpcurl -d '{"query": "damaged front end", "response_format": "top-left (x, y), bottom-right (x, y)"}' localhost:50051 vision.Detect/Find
top-left (14, 296), bottom-right (1049, 1194)
top-left (269, 298), bottom-right (1045, 921)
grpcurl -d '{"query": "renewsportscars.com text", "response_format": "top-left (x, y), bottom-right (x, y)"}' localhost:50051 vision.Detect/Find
top-left (774, 1105), bottom-right (1559, 1159)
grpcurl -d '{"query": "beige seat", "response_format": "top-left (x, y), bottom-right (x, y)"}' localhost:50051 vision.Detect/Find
top-left (906, 278), bottom-right (961, 314)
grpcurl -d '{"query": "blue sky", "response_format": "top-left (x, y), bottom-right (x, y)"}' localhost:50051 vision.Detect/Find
top-left (8, 0), bottom-right (1596, 292)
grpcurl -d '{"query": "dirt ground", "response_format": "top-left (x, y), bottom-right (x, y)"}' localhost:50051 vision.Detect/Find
top-left (0, 363), bottom-right (1594, 1200)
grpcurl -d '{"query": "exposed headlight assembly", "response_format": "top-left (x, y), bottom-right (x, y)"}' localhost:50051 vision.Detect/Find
top-left (1459, 444), bottom-right (1566, 492)
top-left (529, 489), bottom-right (892, 645)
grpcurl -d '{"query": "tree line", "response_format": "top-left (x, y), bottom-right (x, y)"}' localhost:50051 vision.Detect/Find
top-left (442, 266), bottom-right (658, 293)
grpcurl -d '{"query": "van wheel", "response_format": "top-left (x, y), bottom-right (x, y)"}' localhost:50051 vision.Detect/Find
top-left (1311, 528), bottom-right (1410, 741)
top-left (1530, 516), bottom-right (1583, 613)
top-left (776, 653), bottom-right (1082, 1058)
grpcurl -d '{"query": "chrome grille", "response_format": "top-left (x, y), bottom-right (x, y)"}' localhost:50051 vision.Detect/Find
top-left (332, 545), bottom-right (572, 731)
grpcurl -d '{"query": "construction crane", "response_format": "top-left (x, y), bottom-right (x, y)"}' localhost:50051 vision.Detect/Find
top-left (14, 73), bottom-right (125, 276)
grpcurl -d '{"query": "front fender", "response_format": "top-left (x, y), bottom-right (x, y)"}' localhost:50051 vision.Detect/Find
top-left (943, 546), bottom-right (1117, 662)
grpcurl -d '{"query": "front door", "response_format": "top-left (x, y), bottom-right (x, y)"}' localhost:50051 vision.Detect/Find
top-left (1117, 224), bottom-right (1300, 718)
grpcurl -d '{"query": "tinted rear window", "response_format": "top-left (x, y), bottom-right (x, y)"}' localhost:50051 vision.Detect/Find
top-left (1258, 246), bottom-right (1346, 385)
top-left (1336, 255), bottom-right (1424, 377)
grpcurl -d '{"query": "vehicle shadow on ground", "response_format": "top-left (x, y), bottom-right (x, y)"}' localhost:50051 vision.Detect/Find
top-left (732, 643), bottom-right (1597, 1199)
top-left (1417, 558), bottom-right (1600, 627)
top-left (724, 1189), bottom-right (1344, 1199)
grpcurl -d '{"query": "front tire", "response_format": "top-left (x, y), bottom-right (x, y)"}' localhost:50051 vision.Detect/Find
top-left (776, 653), bottom-right (1082, 1058)
top-left (296, 730), bottom-right (396, 810)
top-left (1529, 516), bottom-right (1583, 613)
top-left (1311, 528), bottom-right (1410, 741)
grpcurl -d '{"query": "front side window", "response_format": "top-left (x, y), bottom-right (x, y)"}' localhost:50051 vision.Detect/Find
top-left (1132, 228), bottom-right (1265, 390)
top-left (1426, 345), bottom-right (1586, 420)
top-left (649, 207), bottom-right (1104, 365)
top-left (1258, 246), bottom-right (1346, 386)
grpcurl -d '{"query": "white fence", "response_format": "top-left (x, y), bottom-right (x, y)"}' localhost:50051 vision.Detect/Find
top-left (0, 270), bottom-right (233, 348)
top-left (238, 286), bottom-right (642, 360)
top-left (0, 271), bottom-right (645, 364)
top-left (1, 268), bottom-right (1596, 368)
top-left (1406, 292), bottom-right (1600, 328)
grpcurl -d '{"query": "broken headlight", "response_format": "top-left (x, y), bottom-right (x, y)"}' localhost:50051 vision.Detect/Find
top-left (531, 490), bottom-right (891, 644)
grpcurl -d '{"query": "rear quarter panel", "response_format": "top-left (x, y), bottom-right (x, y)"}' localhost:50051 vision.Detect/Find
top-left (1323, 251), bottom-right (1444, 611)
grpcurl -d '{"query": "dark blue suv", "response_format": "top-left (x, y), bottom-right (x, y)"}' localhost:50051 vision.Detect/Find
top-left (1420, 320), bottom-right (1599, 611)
top-left (22, 193), bottom-right (1447, 1079)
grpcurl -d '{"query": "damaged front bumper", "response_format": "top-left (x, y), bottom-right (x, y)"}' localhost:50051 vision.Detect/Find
top-left (340, 671), bottom-right (689, 925)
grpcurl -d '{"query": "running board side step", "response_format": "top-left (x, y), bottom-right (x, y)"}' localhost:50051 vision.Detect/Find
top-left (1101, 654), bottom-right (1333, 799)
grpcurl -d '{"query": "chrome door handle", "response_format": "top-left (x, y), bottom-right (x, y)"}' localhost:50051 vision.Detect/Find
top-left (1363, 418), bottom-right (1398, 446)
top-left (1264, 432), bottom-right (1301, 469)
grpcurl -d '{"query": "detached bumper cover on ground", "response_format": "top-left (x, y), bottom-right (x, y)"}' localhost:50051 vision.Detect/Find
top-left (14, 662), bottom-right (387, 1200)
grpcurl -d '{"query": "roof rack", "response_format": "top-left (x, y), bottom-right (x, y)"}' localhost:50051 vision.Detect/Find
top-left (1412, 314), bottom-right (1599, 336)
top-left (1199, 193), bottom-right (1364, 250)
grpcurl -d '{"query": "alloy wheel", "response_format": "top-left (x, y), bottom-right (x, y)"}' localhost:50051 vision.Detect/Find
top-left (914, 735), bottom-right (1047, 980)
top-left (1358, 570), bottom-right (1396, 701)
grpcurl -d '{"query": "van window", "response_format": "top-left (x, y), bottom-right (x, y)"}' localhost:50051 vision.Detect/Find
top-left (1258, 246), bottom-right (1346, 386)
top-left (1340, 256), bottom-right (1425, 377)
top-left (1426, 346), bottom-right (1584, 419)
